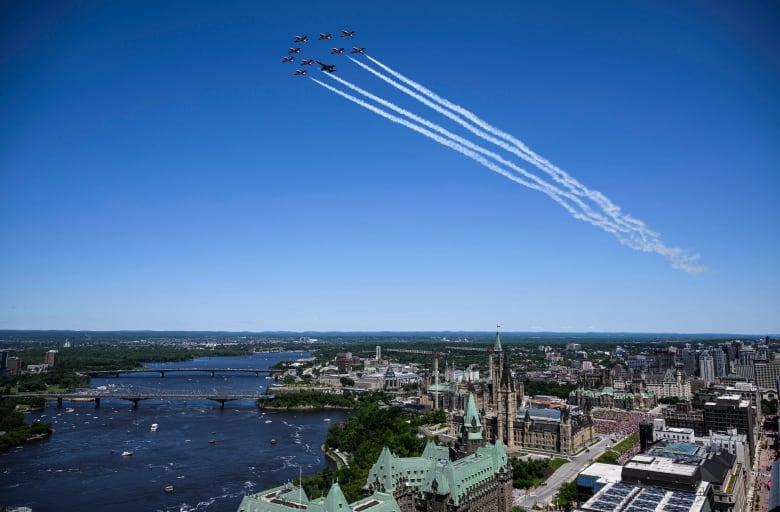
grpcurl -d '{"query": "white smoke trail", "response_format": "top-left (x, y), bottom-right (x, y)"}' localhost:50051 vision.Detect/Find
top-left (355, 56), bottom-right (704, 273)
top-left (353, 57), bottom-right (637, 232)
top-left (323, 72), bottom-right (623, 234)
top-left (311, 77), bottom-right (592, 222)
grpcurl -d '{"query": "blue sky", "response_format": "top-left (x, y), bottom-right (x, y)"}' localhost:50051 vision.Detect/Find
top-left (1, 1), bottom-right (778, 334)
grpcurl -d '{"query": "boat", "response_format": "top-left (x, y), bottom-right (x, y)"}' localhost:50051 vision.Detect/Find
top-left (208, 439), bottom-right (216, 444)
top-left (270, 438), bottom-right (277, 445)
top-left (177, 475), bottom-right (185, 479)
top-left (323, 418), bottom-right (331, 422)
top-left (150, 423), bottom-right (159, 432)
top-left (121, 451), bottom-right (133, 457)
top-left (164, 485), bottom-right (174, 493)
top-left (264, 420), bottom-right (272, 424)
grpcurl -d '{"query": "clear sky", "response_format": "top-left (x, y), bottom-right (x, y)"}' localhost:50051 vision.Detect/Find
top-left (1, 1), bottom-right (778, 334)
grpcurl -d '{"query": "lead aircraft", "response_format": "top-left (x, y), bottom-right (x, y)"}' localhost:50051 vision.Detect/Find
top-left (315, 61), bottom-right (336, 73)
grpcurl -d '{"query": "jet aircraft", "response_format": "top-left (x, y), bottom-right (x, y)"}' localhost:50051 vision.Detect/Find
top-left (318, 33), bottom-right (332, 40)
top-left (282, 56), bottom-right (295, 63)
top-left (331, 47), bottom-right (345, 54)
top-left (300, 59), bottom-right (314, 66)
top-left (341, 30), bottom-right (355, 37)
top-left (315, 61), bottom-right (336, 73)
top-left (351, 47), bottom-right (366, 54)
top-left (293, 35), bottom-right (308, 43)
top-left (288, 47), bottom-right (302, 54)
top-left (294, 69), bottom-right (307, 76)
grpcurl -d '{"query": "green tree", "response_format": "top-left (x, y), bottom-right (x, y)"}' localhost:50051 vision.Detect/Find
top-left (554, 480), bottom-right (578, 508)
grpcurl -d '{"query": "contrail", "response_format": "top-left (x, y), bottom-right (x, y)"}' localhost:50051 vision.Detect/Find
top-left (355, 56), bottom-right (704, 273)
top-left (311, 77), bottom-right (594, 223)
top-left (323, 72), bottom-right (623, 234)
top-left (352, 57), bottom-right (638, 233)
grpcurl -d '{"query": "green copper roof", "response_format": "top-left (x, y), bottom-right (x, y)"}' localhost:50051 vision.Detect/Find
top-left (420, 442), bottom-right (509, 506)
top-left (494, 331), bottom-right (502, 351)
top-left (463, 393), bottom-right (483, 435)
top-left (236, 482), bottom-right (311, 512)
top-left (323, 482), bottom-right (349, 511)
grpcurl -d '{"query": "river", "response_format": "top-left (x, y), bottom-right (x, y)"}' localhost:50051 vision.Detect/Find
top-left (1, 351), bottom-right (348, 512)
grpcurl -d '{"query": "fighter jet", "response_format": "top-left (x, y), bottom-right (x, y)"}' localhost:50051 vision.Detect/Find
top-left (300, 59), bottom-right (314, 66)
top-left (331, 47), bottom-right (345, 54)
top-left (318, 33), bottom-right (332, 40)
top-left (351, 47), bottom-right (366, 54)
top-left (315, 61), bottom-right (336, 73)
top-left (294, 69), bottom-right (307, 76)
top-left (282, 56), bottom-right (295, 63)
top-left (341, 30), bottom-right (355, 37)
top-left (288, 47), bottom-right (302, 54)
top-left (293, 35), bottom-right (308, 43)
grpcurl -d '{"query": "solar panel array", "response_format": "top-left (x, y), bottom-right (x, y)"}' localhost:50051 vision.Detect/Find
top-left (624, 487), bottom-right (666, 512)
top-left (665, 491), bottom-right (696, 512)
top-left (588, 482), bottom-right (636, 512)
top-left (586, 484), bottom-right (701, 512)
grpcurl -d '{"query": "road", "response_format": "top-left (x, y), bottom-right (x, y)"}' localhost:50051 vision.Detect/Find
top-left (513, 436), bottom-right (613, 509)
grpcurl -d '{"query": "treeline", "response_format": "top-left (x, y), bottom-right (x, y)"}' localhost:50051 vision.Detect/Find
top-left (0, 398), bottom-right (52, 450)
top-left (1, 369), bottom-right (89, 395)
top-left (299, 392), bottom-right (447, 503)
top-left (2, 344), bottom-right (255, 373)
top-left (522, 379), bottom-right (575, 399)
top-left (261, 391), bottom-right (357, 409)
top-left (509, 457), bottom-right (562, 489)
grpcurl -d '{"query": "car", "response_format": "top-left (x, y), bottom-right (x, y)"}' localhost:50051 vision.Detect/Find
top-left (541, 482), bottom-right (548, 486)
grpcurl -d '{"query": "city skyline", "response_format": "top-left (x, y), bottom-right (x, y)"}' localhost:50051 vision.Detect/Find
top-left (1, 1), bottom-right (778, 333)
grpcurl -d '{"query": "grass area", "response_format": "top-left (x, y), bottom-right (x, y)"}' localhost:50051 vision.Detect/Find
top-left (549, 458), bottom-right (569, 471)
top-left (613, 434), bottom-right (639, 453)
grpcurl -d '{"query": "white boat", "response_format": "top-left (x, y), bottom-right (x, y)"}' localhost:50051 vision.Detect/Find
top-left (264, 420), bottom-right (272, 424)
top-left (150, 423), bottom-right (159, 432)
top-left (164, 485), bottom-right (174, 493)
top-left (323, 418), bottom-right (331, 422)
top-left (121, 451), bottom-right (133, 457)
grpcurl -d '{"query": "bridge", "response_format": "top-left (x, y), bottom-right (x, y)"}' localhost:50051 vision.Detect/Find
top-left (83, 367), bottom-right (275, 378)
top-left (12, 391), bottom-right (277, 409)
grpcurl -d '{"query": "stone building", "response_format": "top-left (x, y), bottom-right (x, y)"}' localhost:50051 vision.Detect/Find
top-left (448, 331), bottom-right (595, 455)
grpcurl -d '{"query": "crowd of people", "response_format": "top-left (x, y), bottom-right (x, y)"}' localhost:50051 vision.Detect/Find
top-left (591, 408), bottom-right (657, 438)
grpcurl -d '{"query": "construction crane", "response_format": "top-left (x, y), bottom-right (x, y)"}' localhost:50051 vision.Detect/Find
top-left (446, 345), bottom-right (497, 380)
top-left (384, 348), bottom-right (446, 410)
top-left (445, 346), bottom-right (493, 353)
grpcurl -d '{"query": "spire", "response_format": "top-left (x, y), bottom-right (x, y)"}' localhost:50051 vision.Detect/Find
top-left (324, 481), bottom-right (349, 510)
top-left (494, 325), bottom-right (503, 352)
top-left (464, 393), bottom-right (482, 430)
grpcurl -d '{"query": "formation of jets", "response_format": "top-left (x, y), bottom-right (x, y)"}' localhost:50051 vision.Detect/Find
top-left (282, 30), bottom-right (360, 75)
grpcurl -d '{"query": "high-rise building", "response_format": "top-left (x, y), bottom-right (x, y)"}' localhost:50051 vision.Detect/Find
top-left (701, 395), bottom-right (755, 459)
top-left (699, 351), bottom-right (715, 384)
top-left (713, 346), bottom-right (727, 378)
top-left (45, 350), bottom-right (58, 368)
top-left (753, 358), bottom-right (780, 389)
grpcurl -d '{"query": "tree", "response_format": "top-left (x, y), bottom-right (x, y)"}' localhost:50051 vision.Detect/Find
top-left (554, 480), bottom-right (578, 508)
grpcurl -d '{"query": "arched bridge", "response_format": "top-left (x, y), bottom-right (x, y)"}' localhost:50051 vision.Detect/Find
top-left (83, 368), bottom-right (275, 378)
top-left (12, 391), bottom-right (276, 409)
